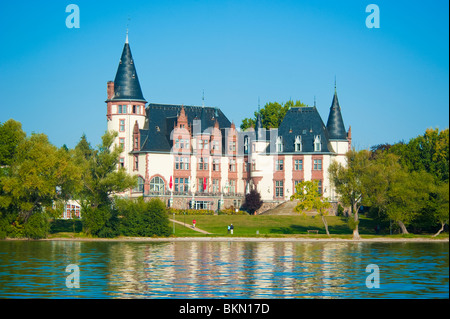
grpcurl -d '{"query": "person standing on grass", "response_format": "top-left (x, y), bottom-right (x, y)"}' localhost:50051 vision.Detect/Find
top-left (227, 225), bottom-right (230, 234)
top-left (230, 223), bottom-right (234, 235)
top-left (193, 219), bottom-right (196, 228)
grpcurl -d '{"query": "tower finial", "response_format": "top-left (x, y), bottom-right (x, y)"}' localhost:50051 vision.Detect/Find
top-left (258, 96), bottom-right (260, 111)
top-left (334, 75), bottom-right (337, 93)
top-left (202, 89), bottom-right (205, 107)
top-left (314, 95), bottom-right (316, 107)
top-left (125, 16), bottom-right (130, 44)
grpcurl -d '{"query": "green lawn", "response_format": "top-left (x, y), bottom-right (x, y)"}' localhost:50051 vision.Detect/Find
top-left (170, 214), bottom-right (380, 237)
top-left (49, 214), bottom-right (448, 239)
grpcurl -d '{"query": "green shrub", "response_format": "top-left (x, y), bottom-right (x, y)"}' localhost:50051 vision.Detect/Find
top-left (82, 205), bottom-right (119, 238)
top-left (24, 212), bottom-right (50, 239)
top-left (117, 197), bottom-right (171, 237)
top-left (218, 209), bottom-right (248, 215)
top-left (167, 208), bottom-right (214, 215)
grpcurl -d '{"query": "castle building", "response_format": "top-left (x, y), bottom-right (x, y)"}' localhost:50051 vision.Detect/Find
top-left (106, 35), bottom-right (351, 213)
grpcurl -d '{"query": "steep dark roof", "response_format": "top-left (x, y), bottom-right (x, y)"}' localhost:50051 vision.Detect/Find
top-left (326, 92), bottom-right (347, 140)
top-left (139, 104), bottom-right (232, 152)
top-left (111, 42), bottom-right (146, 102)
top-left (276, 107), bottom-right (333, 153)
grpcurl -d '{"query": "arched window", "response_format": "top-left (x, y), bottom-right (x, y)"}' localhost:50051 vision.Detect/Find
top-left (133, 176), bottom-right (145, 193)
top-left (149, 176), bottom-right (165, 194)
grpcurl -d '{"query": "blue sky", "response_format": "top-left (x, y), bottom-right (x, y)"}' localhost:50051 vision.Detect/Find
top-left (0, 0), bottom-right (448, 150)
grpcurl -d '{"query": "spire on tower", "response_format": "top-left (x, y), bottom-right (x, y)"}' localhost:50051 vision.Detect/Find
top-left (326, 86), bottom-right (347, 140)
top-left (111, 30), bottom-right (146, 102)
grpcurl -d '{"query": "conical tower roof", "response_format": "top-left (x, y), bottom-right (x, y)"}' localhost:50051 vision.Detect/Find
top-left (326, 91), bottom-right (347, 140)
top-left (111, 35), bottom-right (146, 102)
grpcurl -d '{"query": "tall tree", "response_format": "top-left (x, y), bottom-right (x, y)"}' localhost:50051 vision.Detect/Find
top-left (74, 131), bottom-right (136, 237)
top-left (328, 150), bottom-right (372, 240)
top-left (240, 100), bottom-right (307, 131)
top-left (389, 128), bottom-right (449, 182)
top-left (0, 133), bottom-right (81, 238)
top-left (364, 152), bottom-right (435, 234)
top-left (430, 181), bottom-right (449, 237)
top-left (291, 180), bottom-right (332, 237)
top-left (0, 119), bottom-right (26, 167)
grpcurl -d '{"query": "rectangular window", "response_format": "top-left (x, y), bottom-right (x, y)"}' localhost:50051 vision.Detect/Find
top-left (212, 158), bottom-right (220, 171)
top-left (119, 157), bottom-right (124, 168)
top-left (229, 158), bottom-right (236, 172)
top-left (119, 138), bottom-right (125, 151)
top-left (198, 157), bottom-right (208, 170)
top-left (175, 157), bottom-right (189, 170)
top-left (198, 178), bottom-right (208, 192)
top-left (134, 155), bottom-right (139, 170)
top-left (294, 159), bottom-right (303, 170)
top-left (118, 105), bottom-right (127, 114)
top-left (229, 141), bottom-right (236, 152)
top-left (276, 159), bottom-right (284, 171)
top-left (275, 180), bottom-right (284, 198)
top-left (229, 179), bottom-right (236, 194)
top-left (212, 140), bottom-right (220, 151)
top-left (212, 179), bottom-right (220, 193)
top-left (203, 139), bottom-right (209, 150)
top-left (313, 159), bottom-right (322, 170)
top-left (293, 180), bottom-right (303, 192)
top-left (119, 119), bottom-right (125, 132)
top-left (175, 178), bottom-right (189, 193)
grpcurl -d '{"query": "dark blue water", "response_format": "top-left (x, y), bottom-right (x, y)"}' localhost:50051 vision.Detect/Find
top-left (0, 240), bottom-right (448, 298)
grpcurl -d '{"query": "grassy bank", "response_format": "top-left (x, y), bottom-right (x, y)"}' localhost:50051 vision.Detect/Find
top-left (170, 214), bottom-right (373, 236)
top-left (47, 214), bottom-right (448, 239)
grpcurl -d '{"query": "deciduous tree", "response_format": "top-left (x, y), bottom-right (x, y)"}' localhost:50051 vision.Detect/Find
top-left (328, 150), bottom-right (371, 239)
top-left (291, 180), bottom-right (332, 237)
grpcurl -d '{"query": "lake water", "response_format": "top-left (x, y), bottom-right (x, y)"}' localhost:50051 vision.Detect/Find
top-left (0, 240), bottom-right (448, 299)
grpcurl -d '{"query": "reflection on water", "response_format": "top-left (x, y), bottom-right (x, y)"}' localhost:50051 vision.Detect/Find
top-left (0, 240), bottom-right (448, 298)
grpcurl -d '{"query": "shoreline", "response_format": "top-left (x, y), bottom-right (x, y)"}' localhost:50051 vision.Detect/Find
top-left (4, 236), bottom-right (448, 243)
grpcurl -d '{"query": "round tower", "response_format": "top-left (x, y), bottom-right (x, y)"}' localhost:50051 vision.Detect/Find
top-left (106, 33), bottom-right (147, 172)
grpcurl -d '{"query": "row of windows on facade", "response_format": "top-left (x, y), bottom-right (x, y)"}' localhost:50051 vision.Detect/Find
top-left (116, 104), bottom-right (143, 115)
top-left (134, 176), bottom-right (323, 196)
top-left (171, 136), bottom-right (323, 153)
top-left (62, 204), bottom-right (81, 219)
top-left (120, 156), bottom-right (322, 172)
top-left (117, 122), bottom-right (322, 153)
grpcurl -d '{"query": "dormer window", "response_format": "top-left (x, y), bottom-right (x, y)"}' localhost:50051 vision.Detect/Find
top-left (294, 135), bottom-right (302, 152)
top-left (314, 135), bottom-right (321, 152)
top-left (276, 136), bottom-right (283, 153)
top-left (244, 136), bottom-right (249, 154)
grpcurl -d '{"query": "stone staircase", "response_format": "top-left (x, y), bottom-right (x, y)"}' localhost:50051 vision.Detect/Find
top-left (260, 200), bottom-right (317, 216)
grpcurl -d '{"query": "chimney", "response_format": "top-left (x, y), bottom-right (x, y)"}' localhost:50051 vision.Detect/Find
top-left (347, 126), bottom-right (352, 151)
top-left (107, 81), bottom-right (115, 100)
